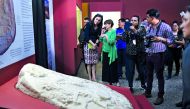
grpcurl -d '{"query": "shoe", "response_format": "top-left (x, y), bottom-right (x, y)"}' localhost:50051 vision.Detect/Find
top-left (130, 87), bottom-right (134, 93)
top-left (154, 97), bottom-right (164, 105)
top-left (135, 77), bottom-right (140, 81)
top-left (141, 85), bottom-right (147, 89)
top-left (116, 82), bottom-right (120, 87)
top-left (166, 76), bottom-right (171, 80)
top-left (143, 92), bottom-right (152, 98)
top-left (118, 76), bottom-right (122, 79)
top-left (176, 101), bottom-right (182, 107)
top-left (174, 73), bottom-right (179, 76)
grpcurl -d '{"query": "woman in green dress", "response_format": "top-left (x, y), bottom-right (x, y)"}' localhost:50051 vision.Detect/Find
top-left (99, 19), bottom-right (118, 85)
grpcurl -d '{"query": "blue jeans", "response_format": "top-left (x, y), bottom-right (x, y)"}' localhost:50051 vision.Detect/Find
top-left (117, 48), bottom-right (126, 78)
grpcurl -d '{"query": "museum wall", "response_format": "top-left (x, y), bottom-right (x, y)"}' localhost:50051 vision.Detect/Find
top-left (53, 0), bottom-right (82, 75)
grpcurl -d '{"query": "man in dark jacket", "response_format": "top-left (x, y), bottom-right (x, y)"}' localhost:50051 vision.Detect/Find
top-left (181, 6), bottom-right (190, 109)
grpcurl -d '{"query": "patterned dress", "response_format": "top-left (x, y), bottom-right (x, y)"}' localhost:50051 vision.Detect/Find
top-left (84, 44), bottom-right (99, 64)
top-left (83, 22), bottom-right (101, 65)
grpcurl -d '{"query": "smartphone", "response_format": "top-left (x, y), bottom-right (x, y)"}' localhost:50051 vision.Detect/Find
top-left (124, 22), bottom-right (132, 31)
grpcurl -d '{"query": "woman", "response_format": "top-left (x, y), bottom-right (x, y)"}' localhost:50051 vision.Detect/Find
top-left (166, 21), bottom-right (185, 79)
top-left (99, 19), bottom-right (118, 85)
top-left (125, 15), bottom-right (146, 92)
top-left (84, 14), bottom-right (103, 81)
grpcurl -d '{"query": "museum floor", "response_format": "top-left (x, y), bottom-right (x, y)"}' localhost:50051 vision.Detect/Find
top-left (77, 61), bottom-right (183, 109)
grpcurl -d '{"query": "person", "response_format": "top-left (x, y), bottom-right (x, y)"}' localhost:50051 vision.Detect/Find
top-left (125, 18), bottom-right (130, 22)
top-left (175, 10), bottom-right (186, 108)
top-left (99, 19), bottom-right (118, 85)
top-left (79, 17), bottom-right (91, 49)
top-left (144, 9), bottom-right (174, 105)
top-left (83, 14), bottom-right (103, 81)
top-left (125, 15), bottom-right (146, 93)
top-left (80, 17), bottom-right (91, 72)
top-left (84, 17), bottom-right (91, 27)
top-left (166, 21), bottom-right (184, 80)
top-left (116, 18), bottom-right (127, 79)
top-left (180, 6), bottom-right (190, 109)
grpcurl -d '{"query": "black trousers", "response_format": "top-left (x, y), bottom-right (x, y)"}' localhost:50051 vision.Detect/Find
top-left (167, 48), bottom-right (182, 77)
top-left (146, 52), bottom-right (165, 97)
top-left (102, 52), bottom-right (118, 83)
top-left (126, 53), bottom-right (146, 88)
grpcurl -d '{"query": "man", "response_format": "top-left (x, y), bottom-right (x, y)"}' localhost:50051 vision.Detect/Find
top-left (84, 17), bottom-right (90, 27)
top-left (144, 9), bottom-right (174, 105)
top-left (181, 6), bottom-right (190, 109)
top-left (116, 18), bottom-right (127, 80)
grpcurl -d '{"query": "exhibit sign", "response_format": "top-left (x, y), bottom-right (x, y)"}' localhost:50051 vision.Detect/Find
top-left (0, 0), bottom-right (35, 69)
top-left (44, 0), bottom-right (56, 70)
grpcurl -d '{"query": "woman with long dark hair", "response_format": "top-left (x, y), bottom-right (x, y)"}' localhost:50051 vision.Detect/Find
top-left (125, 15), bottom-right (146, 92)
top-left (166, 21), bottom-right (184, 79)
top-left (84, 14), bottom-right (103, 81)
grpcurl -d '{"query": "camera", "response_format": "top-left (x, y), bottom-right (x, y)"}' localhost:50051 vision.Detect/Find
top-left (144, 35), bottom-right (154, 48)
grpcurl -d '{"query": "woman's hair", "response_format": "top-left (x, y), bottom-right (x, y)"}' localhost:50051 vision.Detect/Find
top-left (92, 14), bottom-right (103, 29)
top-left (172, 21), bottom-right (179, 25)
top-left (132, 15), bottom-right (140, 29)
top-left (187, 5), bottom-right (190, 12)
top-left (104, 19), bottom-right (114, 27)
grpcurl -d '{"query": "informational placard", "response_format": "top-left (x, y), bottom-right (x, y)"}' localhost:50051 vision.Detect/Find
top-left (0, 0), bottom-right (35, 69)
top-left (44, 0), bottom-right (56, 70)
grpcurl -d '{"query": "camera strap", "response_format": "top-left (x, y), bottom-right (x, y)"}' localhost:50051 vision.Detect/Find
top-left (148, 21), bottom-right (162, 36)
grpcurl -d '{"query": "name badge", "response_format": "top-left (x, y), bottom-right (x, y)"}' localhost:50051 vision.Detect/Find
top-left (133, 40), bottom-right (136, 45)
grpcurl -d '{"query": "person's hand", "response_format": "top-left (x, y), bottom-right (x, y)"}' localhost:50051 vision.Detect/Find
top-left (130, 26), bottom-right (136, 31)
top-left (101, 27), bottom-right (106, 34)
top-left (152, 36), bottom-right (165, 42)
top-left (169, 44), bottom-right (175, 48)
top-left (100, 34), bottom-right (105, 38)
top-left (93, 43), bottom-right (97, 49)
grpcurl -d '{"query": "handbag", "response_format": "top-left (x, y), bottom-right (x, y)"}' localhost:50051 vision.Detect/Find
top-left (78, 28), bottom-right (86, 48)
top-left (88, 43), bottom-right (93, 49)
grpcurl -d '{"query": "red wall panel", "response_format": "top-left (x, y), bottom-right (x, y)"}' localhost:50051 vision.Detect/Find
top-left (89, 2), bottom-right (122, 12)
top-left (0, 55), bottom-right (35, 86)
top-left (122, 0), bottom-right (190, 24)
top-left (53, 0), bottom-right (82, 75)
top-left (77, 0), bottom-right (82, 8)
top-left (84, 0), bottom-right (190, 24)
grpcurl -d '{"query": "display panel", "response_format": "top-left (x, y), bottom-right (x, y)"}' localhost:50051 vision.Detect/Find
top-left (44, 0), bottom-right (56, 70)
top-left (0, 0), bottom-right (35, 69)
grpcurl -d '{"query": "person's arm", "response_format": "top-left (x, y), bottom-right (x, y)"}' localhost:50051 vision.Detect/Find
top-left (153, 25), bottom-right (174, 44)
top-left (134, 26), bottom-right (146, 40)
top-left (175, 39), bottom-right (185, 45)
top-left (99, 28), bottom-right (105, 42)
top-left (107, 30), bottom-right (116, 45)
top-left (84, 23), bottom-right (91, 43)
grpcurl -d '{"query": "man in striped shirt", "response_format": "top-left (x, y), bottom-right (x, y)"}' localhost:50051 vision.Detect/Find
top-left (144, 9), bottom-right (174, 105)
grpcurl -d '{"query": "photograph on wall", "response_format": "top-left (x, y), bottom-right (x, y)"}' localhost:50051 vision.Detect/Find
top-left (44, 0), bottom-right (56, 70)
top-left (0, 0), bottom-right (35, 69)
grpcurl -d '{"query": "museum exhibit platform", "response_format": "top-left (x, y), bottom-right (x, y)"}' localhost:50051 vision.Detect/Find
top-left (0, 76), bottom-right (153, 109)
